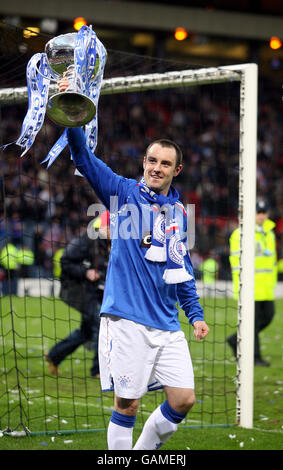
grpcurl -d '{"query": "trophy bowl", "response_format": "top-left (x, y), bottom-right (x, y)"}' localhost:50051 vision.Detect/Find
top-left (45, 33), bottom-right (99, 127)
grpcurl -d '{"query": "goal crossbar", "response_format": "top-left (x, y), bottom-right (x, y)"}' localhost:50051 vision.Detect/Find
top-left (0, 66), bottom-right (241, 104)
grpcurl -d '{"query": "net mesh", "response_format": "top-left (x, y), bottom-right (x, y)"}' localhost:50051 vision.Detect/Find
top-left (0, 22), bottom-right (239, 435)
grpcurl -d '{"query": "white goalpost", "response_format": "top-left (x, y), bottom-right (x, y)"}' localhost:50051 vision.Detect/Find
top-left (0, 63), bottom-right (258, 429)
top-left (231, 63), bottom-right (258, 428)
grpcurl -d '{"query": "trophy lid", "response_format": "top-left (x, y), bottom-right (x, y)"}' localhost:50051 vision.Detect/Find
top-left (45, 33), bottom-right (76, 78)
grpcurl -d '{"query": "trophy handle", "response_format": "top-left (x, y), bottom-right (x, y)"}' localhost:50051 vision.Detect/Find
top-left (35, 61), bottom-right (58, 84)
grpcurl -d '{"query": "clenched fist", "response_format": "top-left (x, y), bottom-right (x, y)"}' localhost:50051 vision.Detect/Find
top-left (193, 320), bottom-right (210, 341)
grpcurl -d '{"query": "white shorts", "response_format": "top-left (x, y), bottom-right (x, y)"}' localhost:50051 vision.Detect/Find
top-left (98, 314), bottom-right (195, 399)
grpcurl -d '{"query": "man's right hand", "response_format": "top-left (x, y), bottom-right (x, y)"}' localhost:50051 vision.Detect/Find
top-left (57, 76), bottom-right (70, 93)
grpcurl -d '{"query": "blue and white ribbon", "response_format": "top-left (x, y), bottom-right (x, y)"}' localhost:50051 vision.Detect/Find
top-left (43, 25), bottom-right (107, 170)
top-left (40, 129), bottom-right (68, 169)
top-left (6, 25), bottom-right (106, 171)
top-left (84, 35), bottom-right (107, 154)
top-left (74, 25), bottom-right (96, 94)
top-left (16, 53), bottom-right (51, 156)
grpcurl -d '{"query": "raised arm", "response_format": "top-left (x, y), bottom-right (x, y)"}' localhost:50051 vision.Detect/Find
top-left (67, 127), bottom-right (132, 209)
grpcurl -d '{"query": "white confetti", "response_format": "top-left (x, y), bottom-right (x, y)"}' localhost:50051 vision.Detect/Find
top-left (239, 442), bottom-right (244, 447)
top-left (229, 434), bottom-right (236, 439)
top-left (64, 440), bottom-right (73, 444)
top-left (260, 416), bottom-right (269, 421)
top-left (11, 431), bottom-right (27, 437)
top-left (61, 419), bottom-right (68, 424)
top-left (51, 436), bottom-right (55, 442)
top-left (186, 447), bottom-right (191, 450)
top-left (0, 432), bottom-right (3, 438)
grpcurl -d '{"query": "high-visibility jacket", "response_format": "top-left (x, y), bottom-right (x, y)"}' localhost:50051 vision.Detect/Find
top-left (229, 218), bottom-right (277, 300)
top-left (0, 243), bottom-right (19, 270)
top-left (199, 258), bottom-right (219, 284)
top-left (17, 248), bottom-right (34, 266)
top-left (53, 248), bottom-right (64, 279)
top-left (278, 258), bottom-right (283, 275)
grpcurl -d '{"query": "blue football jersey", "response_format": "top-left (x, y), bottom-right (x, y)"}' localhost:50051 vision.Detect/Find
top-left (67, 127), bottom-right (204, 331)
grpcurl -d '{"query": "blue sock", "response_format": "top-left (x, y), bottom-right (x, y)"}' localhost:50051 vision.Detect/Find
top-left (110, 410), bottom-right (136, 428)
top-left (160, 400), bottom-right (187, 424)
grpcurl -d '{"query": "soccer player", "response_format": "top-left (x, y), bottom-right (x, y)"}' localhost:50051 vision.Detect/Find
top-left (59, 73), bottom-right (209, 451)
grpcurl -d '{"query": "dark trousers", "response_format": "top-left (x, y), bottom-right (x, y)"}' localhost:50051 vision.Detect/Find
top-left (254, 301), bottom-right (275, 359)
top-left (228, 300), bottom-right (275, 360)
top-left (48, 303), bottom-right (101, 376)
top-left (2, 271), bottom-right (18, 295)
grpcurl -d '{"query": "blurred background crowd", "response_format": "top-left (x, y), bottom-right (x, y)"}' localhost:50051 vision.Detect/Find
top-left (1, 75), bottom-right (282, 284)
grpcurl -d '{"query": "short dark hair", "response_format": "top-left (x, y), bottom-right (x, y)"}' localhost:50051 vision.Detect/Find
top-left (145, 139), bottom-right (183, 168)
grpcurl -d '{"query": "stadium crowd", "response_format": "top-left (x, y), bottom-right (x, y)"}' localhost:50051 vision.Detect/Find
top-left (0, 75), bottom-right (282, 282)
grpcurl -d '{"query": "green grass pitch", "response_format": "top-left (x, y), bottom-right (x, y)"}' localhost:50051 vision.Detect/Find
top-left (0, 296), bottom-right (282, 450)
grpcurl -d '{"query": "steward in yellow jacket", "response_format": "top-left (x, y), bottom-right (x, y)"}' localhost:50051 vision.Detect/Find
top-left (229, 218), bottom-right (277, 301)
top-left (227, 200), bottom-right (277, 366)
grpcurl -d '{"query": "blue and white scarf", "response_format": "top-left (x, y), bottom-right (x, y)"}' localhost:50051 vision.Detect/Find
top-left (139, 179), bottom-right (192, 284)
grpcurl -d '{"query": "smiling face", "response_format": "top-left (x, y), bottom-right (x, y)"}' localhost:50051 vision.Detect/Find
top-left (143, 143), bottom-right (183, 195)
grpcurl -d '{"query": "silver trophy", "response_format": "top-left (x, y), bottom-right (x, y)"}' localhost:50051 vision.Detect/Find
top-left (45, 33), bottom-right (99, 127)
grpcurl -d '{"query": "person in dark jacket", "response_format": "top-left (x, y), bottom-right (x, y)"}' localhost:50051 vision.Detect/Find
top-left (45, 211), bottom-right (109, 377)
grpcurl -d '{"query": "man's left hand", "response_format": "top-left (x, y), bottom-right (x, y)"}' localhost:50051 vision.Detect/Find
top-left (193, 321), bottom-right (210, 341)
